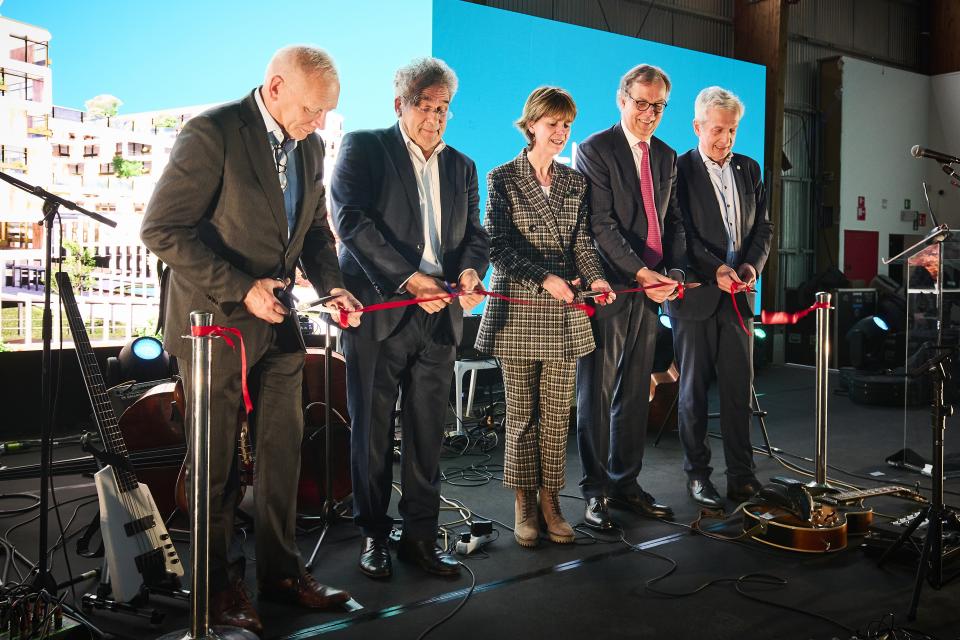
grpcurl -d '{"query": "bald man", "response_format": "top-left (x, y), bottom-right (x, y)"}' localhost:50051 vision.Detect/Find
top-left (142, 46), bottom-right (360, 635)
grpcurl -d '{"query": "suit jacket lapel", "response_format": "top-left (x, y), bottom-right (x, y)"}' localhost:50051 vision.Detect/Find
top-left (515, 151), bottom-right (564, 251)
top-left (611, 124), bottom-right (643, 206)
top-left (239, 93), bottom-right (288, 241)
top-left (688, 151), bottom-right (727, 242)
top-left (385, 123), bottom-right (424, 238)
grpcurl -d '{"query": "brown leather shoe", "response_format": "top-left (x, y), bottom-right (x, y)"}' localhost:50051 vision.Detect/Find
top-left (210, 579), bottom-right (263, 637)
top-left (259, 573), bottom-right (350, 610)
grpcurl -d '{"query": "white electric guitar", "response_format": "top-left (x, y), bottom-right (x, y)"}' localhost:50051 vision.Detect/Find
top-left (57, 272), bottom-right (183, 602)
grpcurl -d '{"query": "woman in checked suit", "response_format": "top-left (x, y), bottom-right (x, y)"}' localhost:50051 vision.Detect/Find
top-left (475, 87), bottom-right (613, 547)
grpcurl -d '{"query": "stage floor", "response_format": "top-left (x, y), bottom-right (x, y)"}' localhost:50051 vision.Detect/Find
top-left (1, 364), bottom-right (958, 640)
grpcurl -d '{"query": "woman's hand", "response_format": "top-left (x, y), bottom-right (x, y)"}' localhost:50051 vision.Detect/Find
top-left (542, 274), bottom-right (575, 303)
top-left (590, 279), bottom-right (615, 306)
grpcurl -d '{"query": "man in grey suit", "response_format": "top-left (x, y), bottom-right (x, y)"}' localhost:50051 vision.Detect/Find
top-left (331, 57), bottom-right (489, 580)
top-left (575, 64), bottom-right (685, 531)
top-left (141, 46), bottom-right (360, 635)
top-left (665, 86), bottom-right (773, 508)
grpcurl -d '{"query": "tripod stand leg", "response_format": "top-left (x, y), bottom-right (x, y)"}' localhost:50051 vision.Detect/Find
top-left (305, 521), bottom-right (331, 571)
top-left (878, 506), bottom-right (929, 568)
top-left (751, 386), bottom-right (774, 458)
top-left (908, 518), bottom-right (934, 621)
top-left (653, 394), bottom-right (679, 447)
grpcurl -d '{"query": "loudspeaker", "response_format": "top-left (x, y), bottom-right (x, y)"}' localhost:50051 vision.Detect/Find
top-left (832, 288), bottom-right (877, 368)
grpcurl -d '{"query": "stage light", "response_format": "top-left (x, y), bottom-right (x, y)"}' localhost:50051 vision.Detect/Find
top-left (754, 327), bottom-right (767, 340)
top-left (658, 313), bottom-right (672, 329)
top-left (846, 315), bottom-right (890, 370)
top-left (106, 335), bottom-right (172, 387)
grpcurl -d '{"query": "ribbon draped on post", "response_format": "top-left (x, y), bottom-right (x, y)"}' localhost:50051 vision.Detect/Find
top-left (760, 302), bottom-right (831, 326)
top-left (190, 325), bottom-right (254, 414)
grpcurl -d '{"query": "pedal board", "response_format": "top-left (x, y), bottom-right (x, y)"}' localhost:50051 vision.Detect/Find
top-left (860, 514), bottom-right (960, 561)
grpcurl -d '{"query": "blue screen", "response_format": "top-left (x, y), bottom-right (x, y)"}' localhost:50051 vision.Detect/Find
top-left (432, 0), bottom-right (766, 314)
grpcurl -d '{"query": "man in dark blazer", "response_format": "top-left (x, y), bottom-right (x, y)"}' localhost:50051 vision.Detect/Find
top-left (141, 46), bottom-right (360, 635)
top-left (575, 64), bottom-right (685, 531)
top-left (664, 86), bottom-right (773, 508)
top-left (330, 57), bottom-right (489, 580)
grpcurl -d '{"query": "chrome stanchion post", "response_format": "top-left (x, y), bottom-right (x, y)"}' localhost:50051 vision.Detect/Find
top-left (158, 312), bottom-right (256, 640)
top-left (810, 291), bottom-right (831, 490)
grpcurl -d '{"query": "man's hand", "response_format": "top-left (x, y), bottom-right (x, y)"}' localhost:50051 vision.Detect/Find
top-left (736, 263), bottom-right (757, 289)
top-left (325, 287), bottom-right (363, 327)
top-left (458, 269), bottom-right (484, 313)
top-left (543, 274), bottom-right (575, 303)
top-left (716, 264), bottom-right (744, 293)
top-left (590, 279), bottom-right (616, 306)
top-left (244, 277), bottom-right (290, 324)
top-left (635, 268), bottom-right (679, 304)
top-left (405, 272), bottom-right (453, 314)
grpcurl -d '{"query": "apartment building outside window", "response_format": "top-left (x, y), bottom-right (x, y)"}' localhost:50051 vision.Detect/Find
top-left (84, 144), bottom-right (100, 158)
top-left (52, 143), bottom-right (70, 157)
top-left (127, 142), bottom-right (151, 156)
top-left (66, 163), bottom-right (82, 176)
top-left (6, 34), bottom-right (49, 66)
top-left (0, 68), bottom-right (44, 101)
top-left (98, 162), bottom-right (113, 175)
top-left (0, 146), bottom-right (28, 173)
top-left (27, 114), bottom-right (51, 137)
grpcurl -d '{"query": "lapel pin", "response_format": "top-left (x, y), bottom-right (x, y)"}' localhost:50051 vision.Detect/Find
top-left (736, 165), bottom-right (741, 170)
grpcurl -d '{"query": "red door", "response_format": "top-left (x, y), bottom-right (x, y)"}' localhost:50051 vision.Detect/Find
top-left (843, 230), bottom-right (879, 285)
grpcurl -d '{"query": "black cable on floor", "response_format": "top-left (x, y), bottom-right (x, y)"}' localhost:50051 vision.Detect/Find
top-left (414, 560), bottom-right (476, 640)
top-left (0, 493), bottom-right (42, 517)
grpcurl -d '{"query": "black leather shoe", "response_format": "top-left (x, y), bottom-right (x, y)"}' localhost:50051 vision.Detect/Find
top-left (610, 490), bottom-right (674, 519)
top-left (583, 497), bottom-right (615, 531)
top-left (359, 537), bottom-right (391, 579)
top-left (397, 539), bottom-right (460, 577)
top-left (727, 477), bottom-right (762, 502)
top-left (687, 478), bottom-right (723, 509)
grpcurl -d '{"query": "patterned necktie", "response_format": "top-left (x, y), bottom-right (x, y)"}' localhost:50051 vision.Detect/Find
top-left (638, 141), bottom-right (662, 267)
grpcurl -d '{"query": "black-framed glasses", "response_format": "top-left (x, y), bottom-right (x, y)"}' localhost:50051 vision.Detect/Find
top-left (624, 95), bottom-right (668, 114)
top-left (273, 139), bottom-right (292, 191)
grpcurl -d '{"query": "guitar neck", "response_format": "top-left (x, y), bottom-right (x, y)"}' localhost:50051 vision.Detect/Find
top-left (55, 272), bottom-right (138, 492)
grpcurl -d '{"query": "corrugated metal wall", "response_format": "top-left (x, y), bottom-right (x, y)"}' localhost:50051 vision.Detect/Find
top-left (465, 0), bottom-right (921, 291)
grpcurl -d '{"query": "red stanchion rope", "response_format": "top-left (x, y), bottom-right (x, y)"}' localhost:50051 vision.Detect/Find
top-left (190, 325), bottom-right (254, 414)
top-left (334, 282), bottom-right (686, 328)
top-left (760, 302), bottom-right (830, 326)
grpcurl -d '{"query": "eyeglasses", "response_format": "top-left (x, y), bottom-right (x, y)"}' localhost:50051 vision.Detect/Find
top-left (273, 140), bottom-right (292, 191)
top-left (624, 95), bottom-right (668, 114)
top-left (409, 103), bottom-right (453, 121)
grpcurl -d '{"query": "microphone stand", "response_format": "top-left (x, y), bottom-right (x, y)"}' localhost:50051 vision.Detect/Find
top-left (0, 170), bottom-right (115, 635)
top-left (877, 179), bottom-right (959, 620)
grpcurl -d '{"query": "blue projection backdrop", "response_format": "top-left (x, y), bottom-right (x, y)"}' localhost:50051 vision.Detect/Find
top-left (431, 0), bottom-right (766, 312)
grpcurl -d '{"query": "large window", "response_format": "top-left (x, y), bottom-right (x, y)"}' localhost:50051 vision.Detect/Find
top-left (6, 34), bottom-right (49, 66)
top-left (0, 146), bottom-right (28, 173)
top-left (0, 68), bottom-right (45, 101)
top-left (52, 143), bottom-right (70, 157)
top-left (83, 144), bottom-right (100, 158)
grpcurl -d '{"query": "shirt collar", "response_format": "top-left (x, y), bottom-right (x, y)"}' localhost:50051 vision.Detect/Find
top-left (254, 87), bottom-right (298, 150)
top-left (399, 120), bottom-right (445, 162)
top-left (620, 119), bottom-right (651, 148)
top-left (698, 145), bottom-right (731, 170)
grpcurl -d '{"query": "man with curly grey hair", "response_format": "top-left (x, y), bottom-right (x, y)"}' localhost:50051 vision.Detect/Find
top-left (331, 57), bottom-right (489, 580)
top-left (664, 85), bottom-right (773, 509)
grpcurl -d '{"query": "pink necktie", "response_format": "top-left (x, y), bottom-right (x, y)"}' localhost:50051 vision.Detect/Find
top-left (638, 141), bottom-right (662, 267)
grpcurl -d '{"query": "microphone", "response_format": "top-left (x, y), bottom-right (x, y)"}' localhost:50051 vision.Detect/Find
top-left (910, 145), bottom-right (960, 165)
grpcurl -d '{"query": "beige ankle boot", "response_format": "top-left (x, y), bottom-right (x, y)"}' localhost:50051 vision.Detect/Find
top-left (539, 488), bottom-right (575, 544)
top-left (514, 489), bottom-right (539, 547)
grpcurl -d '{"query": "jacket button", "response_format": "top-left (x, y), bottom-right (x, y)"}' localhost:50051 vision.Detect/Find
top-left (529, 224), bottom-right (537, 232)
top-left (417, 243), bottom-right (424, 250)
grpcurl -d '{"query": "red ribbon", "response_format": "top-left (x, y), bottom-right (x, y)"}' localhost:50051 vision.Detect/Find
top-left (728, 282), bottom-right (756, 336)
top-left (760, 302), bottom-right (830, 325)
top-left (190, 325), bottom-right (254, 415)
top-left (335, 286), bottom-right (600, 328)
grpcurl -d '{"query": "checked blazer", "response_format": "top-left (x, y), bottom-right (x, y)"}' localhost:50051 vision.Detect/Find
top-left (475, 150), bottom-right (605, 361)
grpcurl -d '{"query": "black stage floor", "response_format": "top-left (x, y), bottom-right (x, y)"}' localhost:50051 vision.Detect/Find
top-left (1, 364), bottom-right (959, 640)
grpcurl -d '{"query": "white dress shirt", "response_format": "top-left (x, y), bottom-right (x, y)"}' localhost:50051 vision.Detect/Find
top-left (620, 119), bottom-right (650, 182)
top-left (698, 147), bottom-right (741, 264)
top-left (399, 122), bottom-right (445, 279)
